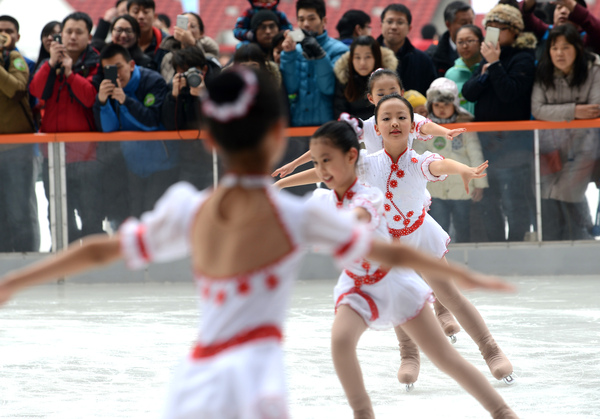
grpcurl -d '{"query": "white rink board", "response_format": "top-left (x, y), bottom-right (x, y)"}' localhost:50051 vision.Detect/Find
top-left (1, 277), bottom-right (599, 418)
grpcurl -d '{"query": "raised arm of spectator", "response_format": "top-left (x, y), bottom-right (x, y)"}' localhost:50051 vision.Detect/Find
top-left (280, 33), bottom-right (301, 95)
top-left (564, 0), bottom-right (600, 54)
top-left (519, 0), bottom-right (550, 38)
top-left (0, 51), bottom-right (29, 99)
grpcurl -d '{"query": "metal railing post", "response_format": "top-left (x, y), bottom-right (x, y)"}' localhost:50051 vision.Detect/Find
top-left (48, 142), bottom-right (68, 252)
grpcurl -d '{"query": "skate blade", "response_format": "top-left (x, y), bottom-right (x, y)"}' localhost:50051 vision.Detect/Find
top-left (448, 334), bottom-right (457, 344)
top-left (502, 374), bottom-right (517, 385)
top-left (405, 383), bottom-right (414, 392)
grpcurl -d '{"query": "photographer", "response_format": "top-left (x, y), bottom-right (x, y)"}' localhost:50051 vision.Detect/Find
top-left (162, 46), bottom-right (214, 190)
top-left (93, 43), bottom-right (175, 219)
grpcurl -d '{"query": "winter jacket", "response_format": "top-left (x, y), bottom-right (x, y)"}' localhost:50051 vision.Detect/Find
top-left (432, 31), bottom-right (458, 78)
top-left (462, 33), bottom-right (537, 122)
top-left (29, 45), bottom-right (99, 163)
top-left (159, 35), bottom-right (220, 82)
top-left (376, 35), bottom-right (436, 95)
top-left (93, 66), bottom-right (176, 178)
top-left (333, 47), bottom-right (397, 120)
top-left (233, 0), bottom-right (293, 42)
top-left (280, 30), bottom-right (348, 127)
top-left (445, 57), bottom-right (481, 115)
top-left (144, 27), bottom-right (169, 70)
top-left (531, 54), bottom-right (600, 202)
top-left (0, 50), bottom-right (35, 151)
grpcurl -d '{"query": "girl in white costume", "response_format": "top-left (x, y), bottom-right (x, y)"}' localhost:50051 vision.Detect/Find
top-left (307, 115), bottom-right (518, 419)
top-left (276, 94), bottom-right (515, 390)
top-left (273, 68), bottom-right (466, 340)
top-left (0, 68), bottom-right (514, 419)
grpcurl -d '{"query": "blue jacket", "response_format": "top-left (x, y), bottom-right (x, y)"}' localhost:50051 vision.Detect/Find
top-left (93, 66), bottom-right (177, 178)
top-left (280, 30), bottom-right (348, 127)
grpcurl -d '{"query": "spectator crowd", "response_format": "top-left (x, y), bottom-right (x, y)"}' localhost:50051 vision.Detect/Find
top-left (0, 0), bottom-right (599, 251)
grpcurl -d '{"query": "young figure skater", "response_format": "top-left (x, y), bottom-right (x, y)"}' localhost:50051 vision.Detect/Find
top-left (276, 94), bottom-right (515, 390)
top-left (0, 68), bottom-right (513, 419)
top-left (309, 115), bottom-right (519, 418)
top-left (273, 68), bottom-right (465, 341)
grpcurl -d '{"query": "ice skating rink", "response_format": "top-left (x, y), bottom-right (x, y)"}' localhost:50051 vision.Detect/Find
top-left (1, 276), bottom-right (599, 418)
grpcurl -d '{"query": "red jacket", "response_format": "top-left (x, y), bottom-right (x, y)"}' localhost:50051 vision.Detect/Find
top-left (29, 46), bottom-right (99, 163)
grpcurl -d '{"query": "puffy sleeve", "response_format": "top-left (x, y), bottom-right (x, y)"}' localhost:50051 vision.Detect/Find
top-left (420, 151), bottom-right (448, 182)
top-left (346, 186), bottom-right (383, 232)
top-left (300, 197), bottom-right (373, 269)
top-left (414, 113), bottom-right (433, 142)
top-left (119, 182), bottom-right (206, 269)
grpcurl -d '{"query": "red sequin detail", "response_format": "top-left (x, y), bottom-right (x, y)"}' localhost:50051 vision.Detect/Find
top-left (391, 163), bottom-right (398, 171)
top-left (403, 219), bottom-right (410, 226)
top-left (388, 209), bottom-right (427, 238)
top-left (336, 202), bottom-right (343, 208)
top-left (266, 274), bottom-right (279, 290)
top-left (202, 285), bottom-right (210, 300)
top-left (390, 179), bottom-right (398, 188)
top-left (397, 170), bottom-right (405, 178)
top-left (407, 211), bottom-right (414, 217)
top-left (361, 261), bottom-right (371, 271)
top-left (345, 267), bottom-right (389, 286)
top-left (346, 191), bottom-right (355, 200)
top-left (385, 192), bottom-right (393, 199)
top-left (394, 215), bottom-right (401, 222)
top-left (237, 278), bottom-right (250, 295)
top-left (411, 157), bottom-right (418, 163)
top-left (384, 204), bottom-right (391, 211)
top-left (215, 290), bottom-right (226, 305)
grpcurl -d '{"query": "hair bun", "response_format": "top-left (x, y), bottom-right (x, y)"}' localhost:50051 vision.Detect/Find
top-left (202, 66), bottom-right (258, 123)
top-left (338, 113), bottom-right (364, 141)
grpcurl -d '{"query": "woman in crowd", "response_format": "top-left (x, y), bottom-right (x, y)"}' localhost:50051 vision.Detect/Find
top-left (233, 43), bottom-right (281, 85)
top-left (531, 23), bottom-right (600, 240)
top-left (34, 21), bottom-right (61, 72)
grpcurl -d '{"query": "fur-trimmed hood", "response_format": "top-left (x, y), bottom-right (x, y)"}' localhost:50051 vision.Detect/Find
top-left (265, 60), bottom-right (282, 86)
top-left (512, 32), bottom-right (537, 50)
top-left (333, 47), bottom-right (398, 84)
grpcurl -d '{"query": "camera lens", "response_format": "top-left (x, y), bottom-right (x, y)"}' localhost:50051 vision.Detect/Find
top-left (184, 67), bottom-right (202, 88)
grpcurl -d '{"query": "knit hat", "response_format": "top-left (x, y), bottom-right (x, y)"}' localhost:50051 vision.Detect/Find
top-left (425, 77), bottom-right (460, 116)
top-left (404, 90), bottom-right (427, 109)
top-left (251, 10), bottom-right (280, 32)
top-left (483, 4), bottom-right (524, 31)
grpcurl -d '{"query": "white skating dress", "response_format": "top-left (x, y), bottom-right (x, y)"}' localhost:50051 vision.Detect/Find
top-left (118, 175), bottom-right (373, 419)
top-left (362, 113), bottom-right (432, 154)
top-left (310, 180), bottom-right (433, 329)
top-left (357, 148), bottom-right (451, 258)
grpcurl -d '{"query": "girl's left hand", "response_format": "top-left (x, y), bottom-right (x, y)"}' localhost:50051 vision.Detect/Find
top-left (445, 128), bottom-right (466, 141)
top-left (481, 41), bottom-right (500, 66)
top-left (461, 161), bottom-right (488, 194)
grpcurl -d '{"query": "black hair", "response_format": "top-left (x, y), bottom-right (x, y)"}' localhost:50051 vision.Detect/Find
top-left (185, 12), bottom-right (204, 34)
top-left (443, 1), bottom-right (472, 24)
top-left (271, 31), bottom-right (286, 48)
top-left (110, 14), bottom-right (141, 39)
top-left (203, 67), bottom-right (285, 154)
top-left (100, 42), bottom-right (132, 62)
top-left (0, 15), bottom-right (19, 33)
top-left (171, 45), bottom-right (207, 71)
top-left (456, 24), bottom-right (483, 42)
top-left (116, 0), bottom-right (127, 6)
top-left (336, 10), bottom-right (371, 39)
top-left (345, 36), bottom-right (382, 102)
top-left (127, 0), bottom-right (156, 11)
top-left (157, 13), bottom-right (171, 28)
top-left (35, 21), bottom-right (61, 71)
top-left (62, 12), bottom-right (93, 33)
top-left (536, 23), bottom-right (594, 89)
top-left (381, 4), bottom-right (412, 26)
top-left (233, 43), bottom-right (268, 71)
top-left (375, 93), bottom-right (414, 124)
top-left (421, 23), bottom-right (437, 40)
top-left (311, 119), bottom-right (362, 157)
top-left (367, 68), bottom-right (403, 95)
top-left (296, 0), bottom-right (326, 19)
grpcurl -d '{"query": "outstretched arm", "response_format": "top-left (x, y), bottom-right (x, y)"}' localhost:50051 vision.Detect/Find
top-left (274, 167), bottom-right (320, 189)
top-left (429, 159), bottom-right (488, 194)
top-left (271, 150), bottom-right (312, 178)
top-left (420, 122), bottom-right (466, 141)
top-left (368, 240), bottom-right (513, 292)
top-left (0, 235), bottom-right (122, 305)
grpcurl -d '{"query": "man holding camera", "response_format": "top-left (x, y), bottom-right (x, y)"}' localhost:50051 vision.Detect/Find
top-left (93, 43), bottom-right (174, 218)
top-left (0, 15), bottom-right (39, 252)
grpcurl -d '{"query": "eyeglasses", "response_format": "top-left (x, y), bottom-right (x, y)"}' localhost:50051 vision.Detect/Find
top-left (113, 28), bottom-right (134, 36)
top-left (456, 39), bottom-right (479, 47)
top-left (485, 25), bottom-right (511, 31)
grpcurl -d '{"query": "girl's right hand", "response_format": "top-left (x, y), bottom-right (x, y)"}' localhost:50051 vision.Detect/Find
top-left (271, 161), bottom-right (297, 178)
top-left (574, 104), bottom-right (600, 119)
top-left (461, 161), bottom-right (488, 194)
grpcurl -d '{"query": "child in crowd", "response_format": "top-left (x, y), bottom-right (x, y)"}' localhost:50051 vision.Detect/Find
top-left (310, 115), bottom-right (519, 419)
top-left (0, 67), bottom-right (514, 418)
top-left (412, 77), bottom-right (488, 243)
top-left (276, 93), bottom-right (515, 391)
top-left (404, 89), bottom-right (428, 118)
top-left (233, 0), bottom-right (293, 42)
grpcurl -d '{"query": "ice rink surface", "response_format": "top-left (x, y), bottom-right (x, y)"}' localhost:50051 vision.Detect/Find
top-left (1, 276), bottom-right (599, 418)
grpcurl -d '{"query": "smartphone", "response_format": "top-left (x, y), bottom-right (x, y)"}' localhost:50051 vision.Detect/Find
top-left (289, 29), bottom-right (305, 43)
top-left (484, 27), bottom-right (500, 47)
top-left (104, 65), bottom-right (118, 86)
top-left (53, 33), bottom-right (62, 44)
top-left (176, 15), bottom-right (188, 30)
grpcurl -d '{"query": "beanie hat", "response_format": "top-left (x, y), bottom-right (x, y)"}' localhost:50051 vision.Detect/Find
top-left (483, 4), bottom-right (524, 31)
top-left (251, 10), bottom-right (280, 32)
top-left (425, 77), bottom-right (460, 116)
top-left (404, 90), bottom-right (427, 109)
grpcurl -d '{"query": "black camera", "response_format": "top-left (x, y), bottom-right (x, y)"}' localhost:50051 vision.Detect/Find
top-left (183, 67), bottom-right (202, 88)
top-left (53, 33), bottom-right (62, 44)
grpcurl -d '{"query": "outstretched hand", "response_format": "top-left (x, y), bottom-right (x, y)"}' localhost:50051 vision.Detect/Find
top-left (445, 128), bottom-right (466, 141)
top-left (0, 281), bottom-right (15, 306)
top-left (461, 160), bottom-right (488, 194)
top-left (271, 161), bottom-right (297, 178)
top-left (453, 270), bottom-right (516, 292)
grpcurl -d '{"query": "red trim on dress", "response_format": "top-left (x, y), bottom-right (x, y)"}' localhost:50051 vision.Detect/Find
top-left (335, 229), bottom-right (358, 258)
top-left (136, 224), bottom-right (150, 262)
top-left (191, 325), bottom-right (282, 359)
top-left (335, 287), bottom-right (379, 321)
top-left (344, 267), bottom-right (389, 286)
top-left (335, 178), bottom-right (358, 204)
